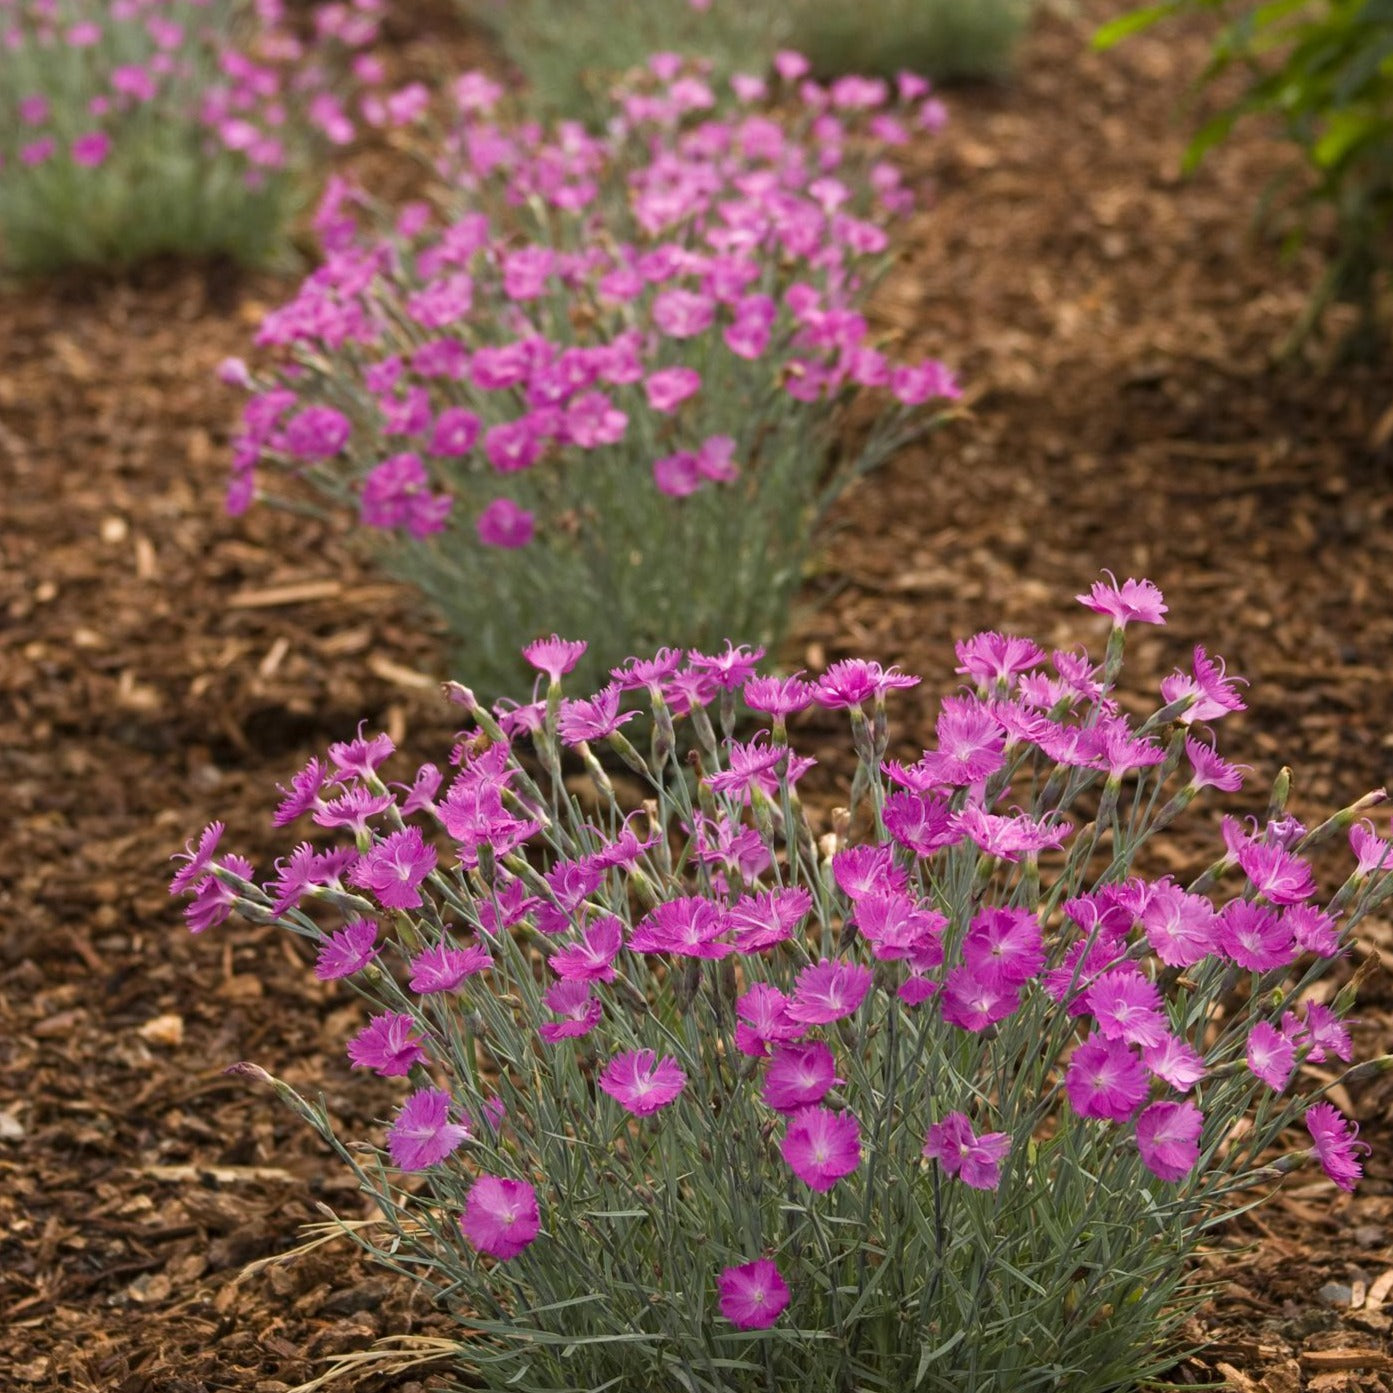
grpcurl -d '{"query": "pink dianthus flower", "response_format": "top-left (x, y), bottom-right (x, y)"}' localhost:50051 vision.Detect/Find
top-left (1075, 571), bottom-right (1167, 628)
top-left (718, 1260), bottom-right (790, 1329)
top-left (387, 1087), bottom-right (470, 1170)
top-left (347, 826), bottom-right (437, 909)
top-left (1135, 1100), bottom-right (1202, 1182)
top-left (923, 1112), bottom-right (1011, 1190)
top-left (783, 1106), bottom-right (861, 1191)
top-left (598, 1049), bottom-right (686, 1116)
top-left (347, 1012), bottom-right (426, 1076)
top-left (1065, 1033), bottom-right (1149, 1122)
top-left (460, 1175), bottom-right (540, 1259)
top-left (1305, 1103), bottom-right (1368, 1191)
top-left (314, 918), bottom-right (379, 981)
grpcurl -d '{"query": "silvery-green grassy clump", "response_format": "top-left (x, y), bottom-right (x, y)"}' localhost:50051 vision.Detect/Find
top-left (457, 0), bottom-right (795, 123)
top-left (226, 63), bottom-right (959, 698)
top-left (0, 0), bottom-right (380, 273)
top-left (174, 579), bottom-right (1388, 1393)
top-left (457, 0), bottom-right (1028, 125)
top-left (791, 0), bottom-right (1031, 84)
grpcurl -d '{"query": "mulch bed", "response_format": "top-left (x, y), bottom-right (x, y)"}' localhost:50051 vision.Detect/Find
top-left (2, 2), bottom-right (1392, 1389)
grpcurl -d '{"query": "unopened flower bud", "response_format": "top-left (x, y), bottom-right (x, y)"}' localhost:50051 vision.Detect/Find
top-left (1300, 787), bottom-right (1389, 852)
top-left (1341, 1054), bottom-right (1393, 1084)
top-left (1266, 766), bottom-right (1292, 822)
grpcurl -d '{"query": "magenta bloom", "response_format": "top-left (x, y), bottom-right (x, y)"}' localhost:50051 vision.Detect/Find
top-left (832, 844), bottom-right (905, 901)
top-left (1305, 1103), bottom-right (1368, 1192)
top-left (71, 131), bottom-right (112, 167)
top-left (1140, 884), bottom-right (1217, 967)
top-left (961, 906), bottom-right (1044, 988)
top-left (1246, 1020), bottom-right (1295, 1091)
top-left (430, 406), bottom-right (481, 457)
top-left (484, 419), bottom-right (543, 473)
top-left (169, 821), bottom-right (225, 895)
top-left (923, 1112), bottom-right (1012, 1191)
top-left (598, 1049), bottom-right (687, 1116)
top-left (18, 94), bottom-right (49, 125)
top-left (728, 886), bottom-right (812, 953)
top-left (523, 634), bottom-right (587, 683)
top-left (815, 658), bottom-right (920, 709)
top-left (630, 896), bottom-right (731, 958)
top-left (938, 967), bottom-right (1020, 1034)
top-left (476, 498), bottom-right (534, 548)
top-left (1161, 645), bottom-right (1247, 724)
top-left (1185, 736), bottom-right (1245, 792)
top-left (1218, 900), bottom-right (1296, 972)
top-left (645, 366), bottom-right (701, 412)
top-left (20, 137), bottom-right (56, 167)
top-left (347, 1012), bottom-right (427, 1077)
top-left (783, 1106), bottom-right (861, 1191)
top-left (284, 405), bottom-right (352, 460)
top-left (360, 453), bottom-right (451, 538)
top-left (409, 942), bottom-right (492, 994)
top-left (183, 853), bottom-right (253, 934)
top-left (387, 1088), bottom-right (471, 1170)
top-left (787, 958), bottom-right (873, 1025)
top-left (1086, 968), bottom-right (1168, 1049)
top-left (314, 917), bottom-right (379, 981)
top-left (724, 315), bottom-right (772, 360)
top-left (1065, 1034), bottom-right (1150, 1122)
top-left (565, 391), bottom-right (628, 448)
top-left (1143, 1034), bottom-right (1207, 1092)
top-left (1075, 572), bottom-right (1167, 628)
top-left (611, 648), bottom-right (684, 692)
top-left (1135, 1100), bottom-right (1203, 1182)
top-left (652, 288), bottom-right (716, 338)
top-left (1283, 1001), bottom-right (1352, 1064)
top-left (1350, 820), bottom-right (1393, 876)
top-left (328, 726), bottom-right (395, 781)
top-left (743, 671), bottom-right (816, 718)
top-left (718, 1260), bottom-right (790, 1329)
top-left (762, 1040), bottom-right (841, 1113)
top-left (653, 450), bottom-right (702, 497)
top-left (736, 983), bottom-right (803, 1057)
top-left (1235, 839), bottom-right (1316, 906)
top-left (348, 826), bottom-right (437, 909)
top-left (955, 631), bottom-right (1044, 687)
top-left (537, 979), bottom-right (603, 1041)
top-left (460, 1176), bottom-right (541, 1259)
top-left (558, 685), bottom-right (638, 744)
top-left (1285, 904), bottom-right (1342, 957)
top-left (883, 791), bottom-right (960, 857)
top-left (706, 734), bottom-right (789, 801)
top-left (549, 914), bottom-right (624, 982)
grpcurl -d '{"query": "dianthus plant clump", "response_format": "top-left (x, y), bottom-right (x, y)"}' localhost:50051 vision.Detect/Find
top-left (225, 55), bottom-right (960, 697)
top-left (173, 577), bottom-right (1391, 1392)
top-left (0, 0), bottom-right (390, 271)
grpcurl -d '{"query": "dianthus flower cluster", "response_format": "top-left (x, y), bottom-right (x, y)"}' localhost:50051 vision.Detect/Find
top-left (172, 577), bottom-right (1387, 1387)
top-left (0, 0), bottom-right (410, 267)
top-left (221, 55), bottom-right (960, 691)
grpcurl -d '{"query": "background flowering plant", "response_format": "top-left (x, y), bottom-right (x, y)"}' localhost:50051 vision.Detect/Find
top-left (227, 59), bottom-right (960, 696)
top-left (458, 0), bottom-right (1028, 124)
top-left (174, 579), bottom-right (1390, 1392)
top-left (0, 0), bottom-right (383, 271)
